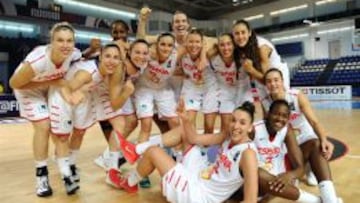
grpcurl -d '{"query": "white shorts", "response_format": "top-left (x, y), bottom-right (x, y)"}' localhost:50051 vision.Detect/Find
top-left (162, 164), bottom-right (204, 203)
top-left (135, 85), bottom-right (177, 119)
top-left (181, 81), bottom-right (219, 114)
top-left (93, 82), bottom-right (129, 121)
top-left (294, 122), bottom-right (318, 145)
top-left (218, 84), bottom-right (237, 114)
top-left (48, 87), bottom-right (96, 135)
top-left (14, 86), bottom-right (49, 121)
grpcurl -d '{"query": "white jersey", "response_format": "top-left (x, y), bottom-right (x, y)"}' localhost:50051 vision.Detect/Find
top-left (210, 55), bottom-right (238, 113)
top-left (253, 120), bottom-right (287, 175)
top-left (138, 49), bottom-right (177, 89)
top-left (13, 45), bottom-right (81, 121)
top-left (16, 45), bottom-right (81, 82)
top-left (198, 140), bottom-right (257, 203)
top-left (257, 36), bottom-right (290, 88)
top-left (181, 53), bottom-right (217, 88)
top-left (261, 88), bottom-right (317, 144)
top-left (210, 55), bottom-right (237, 87)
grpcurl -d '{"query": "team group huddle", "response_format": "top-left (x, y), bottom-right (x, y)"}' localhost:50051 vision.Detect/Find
top-left (9, 7), bottom-right (342, 203)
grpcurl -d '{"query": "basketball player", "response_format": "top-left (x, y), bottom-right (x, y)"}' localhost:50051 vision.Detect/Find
top-left (261, 68), bottom-right (341, 203)
top-left (9, 22), bottom-right (81, 196)
top-left (113, 101), bottom-right (258, 203)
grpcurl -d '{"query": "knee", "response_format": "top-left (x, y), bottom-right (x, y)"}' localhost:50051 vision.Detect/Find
top-left (144, 146), bottom-right (161, 157)
top-left (33, 120), bottom-right (50, 133)
top-left (307, 139), bottom-right (321, 152)
top-left (128, 118), bottom-right (138, 130)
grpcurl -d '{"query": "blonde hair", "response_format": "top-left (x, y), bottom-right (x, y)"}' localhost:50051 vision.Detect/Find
top-left (49, 21), bottom-right (75, 40)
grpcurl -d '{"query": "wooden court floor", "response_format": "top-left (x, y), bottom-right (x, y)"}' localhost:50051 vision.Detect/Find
top-left (0, 108), bottom-right (359, 203)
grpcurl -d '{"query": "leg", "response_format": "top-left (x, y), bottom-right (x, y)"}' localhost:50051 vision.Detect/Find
top-left (300, 139), bottom-right (332, 182)
top-left (258, 168), bottom-right (321, 202)
top-left (204, 113), bottom-right (217, 133)
top-left (123, 114), bottom-right (138, 138)
top-left (220, 114), bottom-right (232, 134)
top-left (99, 120), bottom-right (113, 142)
top-left (138, 117), bottom-right (153, 143)
top-left (32, 119), bottom-right (53, 197)
top-left (301, 139), bottom-right (339, 203)
top-left (153, 113), bottom-right (170, 134)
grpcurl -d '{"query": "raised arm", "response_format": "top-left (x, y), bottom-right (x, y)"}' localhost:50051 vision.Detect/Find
top-left (240, 149), bottom-right (258, 203)
top-left (177, 98), bottom-right (226, 146)
top-left (298, 91), bottom-right (334, 159)
top-left (9, 62), bottom-right (64, 90)
top-left (136, 7), bottom-right (157, 43)
top-left (109, 63), bottom-right (135, 110)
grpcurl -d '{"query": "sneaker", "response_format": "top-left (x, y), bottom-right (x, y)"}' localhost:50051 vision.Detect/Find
top-left (63, 176), bottom-right (79, 195)
top-left (115, 131), bottom-right (139, 164)
top-left (94, 154), bottom-right (110, 170)
top-left (70, 165), bottom-right (80, 182)
top-left (118, 176), bottom-right (138, 193)
top-left (36, 176), bottom-right (53, 197)
top-left (306, 170), bottom-right (318, 186)
top-left (106, 168), bottom-right (122, 188)
top-left (139, 177), bottom-right (151, 188)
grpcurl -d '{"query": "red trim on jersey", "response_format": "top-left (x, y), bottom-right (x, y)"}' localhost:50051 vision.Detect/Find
top-left (181, 181), bottom-right (188, 192)
top-left (174, 176), bottom-right (182, 188)
top-left (182, 145), bottom-right (194, 157)
top-left (168, 170), bottom-right (175, 183)
top-left (28, 55), bottom-right (45, 64)
top-left (28, 117), bottom-right (49, 122)
top-left (51, 105), bottom-right (60, 109)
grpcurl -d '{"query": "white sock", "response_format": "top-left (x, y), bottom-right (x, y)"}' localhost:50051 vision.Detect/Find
top-left (135, 135), bottom-right (163, 155)
top-left (149, 135), bottom-right (163, 147)
top-left (136, 142), bottom-right (152, 155)
top-left (128, 170), bottom-right (142, 187)
top-left (319, 180), bottom-right (338, 203)
top-left (297, 189), bottom-right (321, 203)
top-left (57, 157), bottom-right (71, 177)
top-left (108, 151), bottom-right (120, 169)
top-left (69, 150), bottom-right (79, 165)
top-left (103, 147), bottom-right (110, 159)
top-left (35, 160), bottom-right (47, 168)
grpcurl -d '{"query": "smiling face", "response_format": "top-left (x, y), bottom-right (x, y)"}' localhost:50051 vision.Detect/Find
top-left (51, 29), bottom-right (75, 61)
top-left (157, 35), bottom-right (175, 61)
top-left (267, 102), bottom-right (290, 132)
top-left (218, 34), bottom-right (234, 59)
top-left (99, 46), bottom-right (121, 75)
top-left (111, 22), bottom-right (128, 42)
top-left (172, 13), bottom-right (190, 37)
top-left (232, 22), bottom-right (251, 48)
top-left (265, 69), bottom-right (285, 95)
top-left (186, 33), bottom-right (202, 58)
top-left (229, 109), bottom-right (253, 144)
top-left (129, 41), bottom-right (149, 69)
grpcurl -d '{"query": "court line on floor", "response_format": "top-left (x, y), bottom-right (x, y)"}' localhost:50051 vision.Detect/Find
top-left (346, 154), bottom-right (360, 159)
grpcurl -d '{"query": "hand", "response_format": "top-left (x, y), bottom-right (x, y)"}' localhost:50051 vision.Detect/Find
top-left (269, 172), bottom-right (295, 193)
top-left (123, 79), bottom-right (135, 96)
top-left (89, 38), bottom-right (101, 52)
top-left (242, 58), bottom-right (254, 73)
top-left (320, 138), bottom-right (334, 160)
top-left (60, 86), bottom-right (73, 104)
top-left (139, 7), bottom-right (151, 21)
top-left (71, 90), bottom-right (85, 105)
